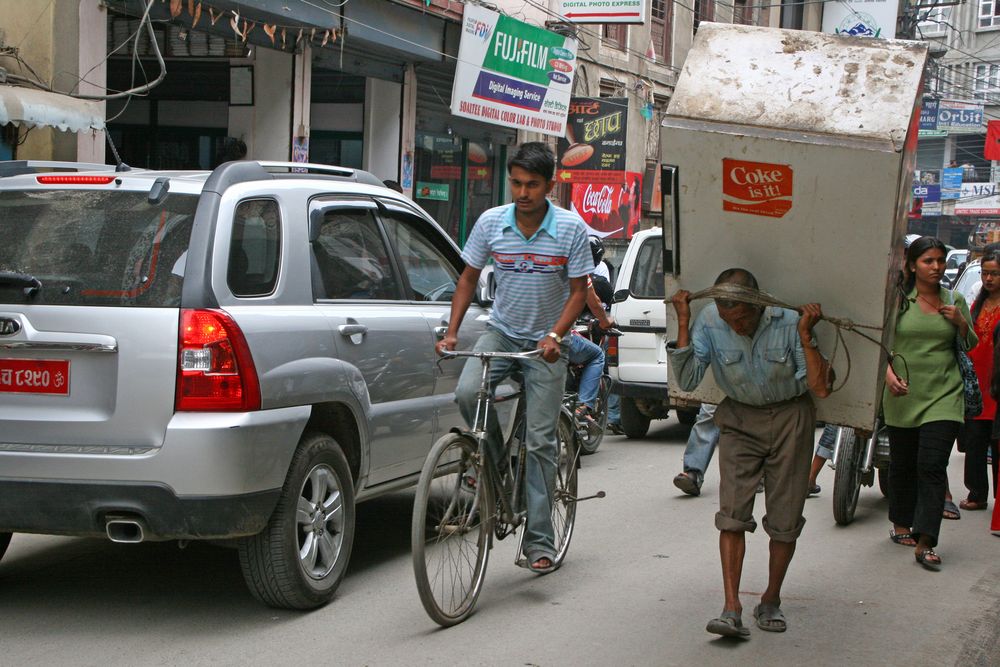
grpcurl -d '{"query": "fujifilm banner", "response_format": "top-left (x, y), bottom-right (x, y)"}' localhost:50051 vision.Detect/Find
top-left (452, 5), bottom-right (578, 138)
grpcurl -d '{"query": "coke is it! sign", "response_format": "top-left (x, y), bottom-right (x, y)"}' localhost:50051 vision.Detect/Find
top-left (722, 158), bottom-right (793, 218)
top-left (571, 172), bottom-right (642, 239)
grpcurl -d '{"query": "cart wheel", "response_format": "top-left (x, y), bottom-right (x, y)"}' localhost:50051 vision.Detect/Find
top-left (832, 427), bottom-right (862, 526)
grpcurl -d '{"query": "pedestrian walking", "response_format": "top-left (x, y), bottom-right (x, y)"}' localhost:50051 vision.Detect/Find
top-left (668, 268), bottom-right (831, 638)
top-left (883, 236), bottom-right (977, 570)
top-left (956, 250), bottom-right (1000, 513)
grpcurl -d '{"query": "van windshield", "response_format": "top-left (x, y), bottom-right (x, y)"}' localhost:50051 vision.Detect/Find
top-left (0, 189), bottom-right (197, 307)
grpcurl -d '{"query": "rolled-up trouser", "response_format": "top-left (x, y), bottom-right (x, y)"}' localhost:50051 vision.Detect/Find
top-left (713, 393), bottom-right (816, 542)
top-left (455, 327), bottom-right (568, 561)
top-left (815, 423), bottom-right (838, 460)
top-left (682, 403), bottom-right (719, 481)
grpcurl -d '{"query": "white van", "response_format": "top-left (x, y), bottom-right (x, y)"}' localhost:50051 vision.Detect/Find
top-left (609, 228), bottom-right (697, 438)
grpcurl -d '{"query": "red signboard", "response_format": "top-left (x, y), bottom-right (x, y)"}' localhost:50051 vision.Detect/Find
top-left (570, 172), bottom-right (642, 239)
top-left (429, 165), bottom-right (493, 181)
top-left (0, 358), bottom-right (70, 395)
top-left (722, 158), bottom-right (793, 218)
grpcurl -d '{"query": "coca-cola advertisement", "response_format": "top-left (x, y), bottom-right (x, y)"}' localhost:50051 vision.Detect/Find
top-left (571, 172), bottom-right (642, 239)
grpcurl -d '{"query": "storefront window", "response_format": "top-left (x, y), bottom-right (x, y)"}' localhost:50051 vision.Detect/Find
top-left (310, 131), bottom-right (363, 169)
top-left (413, 132), bottom-right (506, 245)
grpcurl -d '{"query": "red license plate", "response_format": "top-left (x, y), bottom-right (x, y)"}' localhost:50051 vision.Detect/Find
top-left (0, 359), bottom-right (71, 395)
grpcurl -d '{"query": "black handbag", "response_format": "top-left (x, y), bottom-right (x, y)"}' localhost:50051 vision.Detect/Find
top-left (950, 291), bottom-right (983, 419)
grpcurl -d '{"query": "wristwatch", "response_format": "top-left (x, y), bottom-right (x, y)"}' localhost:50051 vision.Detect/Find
top-left (546, 331), bottom-right (563, 344)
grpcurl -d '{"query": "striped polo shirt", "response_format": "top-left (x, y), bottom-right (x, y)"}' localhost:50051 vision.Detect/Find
top-left (462, 201), bottom-right (593, 341)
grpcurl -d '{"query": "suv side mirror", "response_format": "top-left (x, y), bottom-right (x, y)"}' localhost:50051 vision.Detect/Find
top-left (613, 288), bottom-right (631, 303)
top-left (476, 269), bottom-right (495, 307)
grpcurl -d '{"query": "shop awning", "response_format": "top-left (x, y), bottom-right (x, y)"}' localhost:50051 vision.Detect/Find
top-left (0, 85), bottom-right (105, 133)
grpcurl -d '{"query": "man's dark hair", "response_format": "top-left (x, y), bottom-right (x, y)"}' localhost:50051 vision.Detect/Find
top-left (714, 268), bottom-right (759, 290)
top-left (507, 141), bottom-right (555, 182)
top-left (713, 268), bottom-right (759, 310)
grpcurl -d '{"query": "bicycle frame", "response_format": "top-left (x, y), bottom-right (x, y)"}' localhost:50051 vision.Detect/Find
top-left (446, 349), bottom-right (540, 529)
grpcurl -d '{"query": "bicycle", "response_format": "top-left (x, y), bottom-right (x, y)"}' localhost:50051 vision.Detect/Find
top-left (566, 322), bottom-right (621, 455)
top-left (411, 348), bottom-right (603, 627)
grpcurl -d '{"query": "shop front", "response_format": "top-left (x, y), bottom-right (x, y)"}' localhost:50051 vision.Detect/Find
top-left (414, 64), bottom-right (516, 245)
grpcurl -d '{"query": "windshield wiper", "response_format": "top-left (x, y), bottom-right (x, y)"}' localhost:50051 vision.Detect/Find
top-left (0, 271), bottom-right (43, 297)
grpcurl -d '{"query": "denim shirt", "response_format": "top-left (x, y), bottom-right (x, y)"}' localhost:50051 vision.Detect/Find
top-left (668, 304), bottom-right (808, 406)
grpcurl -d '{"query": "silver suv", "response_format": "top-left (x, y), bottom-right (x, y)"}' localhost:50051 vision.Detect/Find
top-left (0, 160), bottom-right (491, 609)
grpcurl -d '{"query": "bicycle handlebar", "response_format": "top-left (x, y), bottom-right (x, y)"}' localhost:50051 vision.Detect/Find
top-left (439, 348), bottom-right (545, 360)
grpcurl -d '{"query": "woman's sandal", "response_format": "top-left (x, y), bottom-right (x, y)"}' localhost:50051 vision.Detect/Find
top-left (915, 548), bottom-right (942, 571)
top-left (959, 498), bottom-right (989, 511)
top-left (889, 529), bottom-right (917, 547)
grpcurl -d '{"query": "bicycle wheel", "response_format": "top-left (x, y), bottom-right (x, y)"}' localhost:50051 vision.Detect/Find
top-left (551, 411), bottom-right (579, 566)
top-left (412, 432), bottom-right (494, 627)
top-left (579, 375), bottom-right (610, 455)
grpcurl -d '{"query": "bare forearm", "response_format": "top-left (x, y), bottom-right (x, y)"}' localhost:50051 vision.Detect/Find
top-left (585, 288), bottom-right (612, 327)
top-left (802, 342), bottom-right (830, 398)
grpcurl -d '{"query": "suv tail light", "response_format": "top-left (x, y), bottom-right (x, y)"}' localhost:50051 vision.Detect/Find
top-left (606, 333), bottom-right (619, 367)
top-left (176, 309), bottom-right (261, 412)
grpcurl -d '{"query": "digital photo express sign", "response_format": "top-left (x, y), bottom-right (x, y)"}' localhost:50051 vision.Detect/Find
top-left (451, 5), bottom-right (578, 138)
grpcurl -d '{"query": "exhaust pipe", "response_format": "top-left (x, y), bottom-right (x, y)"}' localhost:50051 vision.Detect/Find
top-left (105, 516), bottom-right (146, 543)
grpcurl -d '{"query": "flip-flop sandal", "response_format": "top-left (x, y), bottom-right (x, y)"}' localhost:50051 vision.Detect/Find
top-left (706, 610), bottom-right (750, 639)
top-left (889, 529), bottom-right (917, 546)
top-left (753, 602), bottom-right (787, 633)
top-left (942, 500), bottom-right (961, 520)
top-left (525, 555), bottom-right (556, 575)
top-left (915, 548), bottom-right (942, 571)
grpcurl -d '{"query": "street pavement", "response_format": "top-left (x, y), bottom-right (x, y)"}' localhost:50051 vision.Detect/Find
top-left (1, 417), bottom-right (999, 666)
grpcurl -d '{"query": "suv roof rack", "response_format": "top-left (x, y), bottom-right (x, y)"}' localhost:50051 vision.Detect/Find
top-left (202, 160), bottom-right (386, 195)
top-left (0, 160), bottom-right (122, 178)
top-left (255, 161), bottom-right (385, 187)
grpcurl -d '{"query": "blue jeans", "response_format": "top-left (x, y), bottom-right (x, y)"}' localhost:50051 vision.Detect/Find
top-left (816, 424), bottom-right (838, 460)
top-left (683, 403), bottom-right (719, 482)
top-left (455, 327), bottom-right (567, 561)
top-left (608, 392), bottom-right (620, 424)
top-left (567, 332), bottom-right (603, 408)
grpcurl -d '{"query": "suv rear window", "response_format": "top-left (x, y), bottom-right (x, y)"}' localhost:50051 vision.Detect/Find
top-left (629, 236), bottom-right (665, 298)
top-left (0, 189), bottom-right (197, 307)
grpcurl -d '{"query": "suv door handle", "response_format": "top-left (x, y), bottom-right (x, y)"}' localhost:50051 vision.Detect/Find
top-left (338, 324), bottom-right (368, 337)
top-left (433, 326), bottom-right (448, 338)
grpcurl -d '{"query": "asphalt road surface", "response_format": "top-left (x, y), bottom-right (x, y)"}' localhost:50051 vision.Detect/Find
top-left (2, 417), bottom-right (998, 666)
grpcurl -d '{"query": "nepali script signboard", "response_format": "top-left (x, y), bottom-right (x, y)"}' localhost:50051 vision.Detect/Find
top-left (452, 6), bottom-right (578, 138)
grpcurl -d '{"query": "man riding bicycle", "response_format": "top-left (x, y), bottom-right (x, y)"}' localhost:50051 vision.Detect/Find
top-left (436, 142), bottom-right (593, 574)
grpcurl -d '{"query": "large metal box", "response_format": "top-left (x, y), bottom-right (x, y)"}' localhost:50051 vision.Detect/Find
top-left (661, 24), bottom-right (928, 430)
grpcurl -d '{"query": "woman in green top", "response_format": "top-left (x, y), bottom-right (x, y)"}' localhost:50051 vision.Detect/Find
top-left (883, 236), bottom-right (976, 570)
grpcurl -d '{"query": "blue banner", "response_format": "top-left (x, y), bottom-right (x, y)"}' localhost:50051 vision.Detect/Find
top-left (913, 183), bottom-right (941, 203)
top-left (942, 168), bottom-right (963, 200)
top-left (920, 99), bottom-right (938, 131)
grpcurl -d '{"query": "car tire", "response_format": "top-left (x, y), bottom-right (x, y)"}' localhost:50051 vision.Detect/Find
top-left (620, 397), bottom-right (651, 439)
top-left (238, 431), bottom-right (356, 610)
top-left (0, 532), bottom-right (10, 563)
